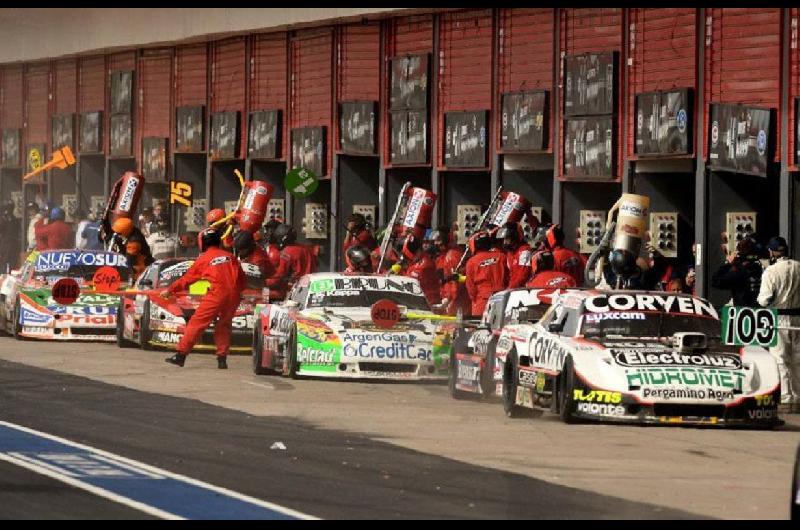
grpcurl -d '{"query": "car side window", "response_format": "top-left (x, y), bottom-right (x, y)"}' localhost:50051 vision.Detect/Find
top-left (489, 299), bottom-right (504, 329)
top-left (291, 285), bottom-right (308, 307)
top-left (562, 309), bottom-right (579, 336)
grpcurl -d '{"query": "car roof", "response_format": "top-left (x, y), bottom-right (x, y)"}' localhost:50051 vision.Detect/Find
top-left (302, 272), bottom-right (420, 284)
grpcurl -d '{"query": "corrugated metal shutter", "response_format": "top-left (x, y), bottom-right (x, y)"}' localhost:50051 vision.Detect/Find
top-left (338, 23), bottom-right (380, 102)
top-left (25, 62), bottom-right (51, 151)
top-left (138, 50), bottom-right (172, 141)
top-left (559, 8), bottom-right (623, 179)
top-left (107, 51), bottom-right (136, 159)
top-left (1, 65), bottom-right (24, 129)
top-left (628, 8), bottom-right (696, 157)
top-left (290, 28), bottom-right (334, 176)
top-left (383, 14), bottom-right (434, 165)
top-left (211, 36), bottom-right (247, 158)
top-left (54, 59), bottom-right (77, 115)
top-left (251, 33), bottom-right (288, 159)
top-left (438, 9), bottom-right (494, 169)
top-left (791, 9), bottom-right (799, 168)
top-left (109, 51), bottom-right (136, 74)
top-left (175, 44), bottom-right (208, 108)
top-left (704, 8), bottom-right (781, 161)
top-left (79, 55), bottom-right (105, 113)
top-left (498, 8), bottom-right (555, 152)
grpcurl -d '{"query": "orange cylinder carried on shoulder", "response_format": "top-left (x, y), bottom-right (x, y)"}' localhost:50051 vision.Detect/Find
top-left (235, 180), bottom-right (274, 233)
top-left (107, 171), bottom-right (145, 223)
top-left (398, 187), bottom-right (437, 240)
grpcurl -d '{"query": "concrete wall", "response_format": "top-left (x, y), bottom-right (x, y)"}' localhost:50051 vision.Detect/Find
top-left (0, 8), bottom-right (407, 63)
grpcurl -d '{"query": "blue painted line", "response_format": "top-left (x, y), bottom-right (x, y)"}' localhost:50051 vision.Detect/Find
top-left (0, 421), bottom-right (315, 520)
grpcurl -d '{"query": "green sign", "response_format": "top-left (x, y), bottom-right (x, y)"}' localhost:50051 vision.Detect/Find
top-left (309, 279), bottom-right (335, 293)
top-left (284, 167), bottom-right (319, 198)
top-left (721, 305), bottom-right (778, 347)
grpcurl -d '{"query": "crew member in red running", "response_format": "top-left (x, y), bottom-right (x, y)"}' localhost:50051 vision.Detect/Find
top-left (526, 251), bottom-right (577, 289)
top-left (344, 245), bottom-right (373, 273)
top-left (343, 213), bottom-right (378, 255)
top-left (164, 228), bottom-right (246, 370)
top-left (392, 235), bottom-right (441, 306)
top-left (465, 231), bottom-right (508, 317)
top-left (273, 224), bottom-right (317, 285)
top-left (543, 224), bottom-right (585, 287)
top-left (496, 221), bottom-right (532, 288)
top-left (35, 207), bottom-right (74, 250)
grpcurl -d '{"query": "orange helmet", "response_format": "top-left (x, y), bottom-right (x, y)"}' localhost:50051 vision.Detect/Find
top-left (112, 217), bottom-right (134, 237)
top-left (206, 208), bottom-right (226, 225)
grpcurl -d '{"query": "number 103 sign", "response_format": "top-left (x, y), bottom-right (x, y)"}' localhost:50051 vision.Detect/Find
top-left (721, 306), bottom-right (778, 347)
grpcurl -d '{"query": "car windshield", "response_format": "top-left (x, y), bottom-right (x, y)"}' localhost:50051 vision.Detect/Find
top-left (580, 311), bottom-right (720, 339)
top-left (305, 290), bottom-right (430, 311)
top-left (158, 261), bottom-right (193, 288)
top-left (33, 251), bottom-right (131, 284)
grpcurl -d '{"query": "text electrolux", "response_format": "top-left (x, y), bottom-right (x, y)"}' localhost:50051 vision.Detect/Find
top-left (584, 294), bottom-right (717, 318)
top-left (614, 351), bottom-right (742, 369)
top-left (627, 367), bottom-right (744, 390)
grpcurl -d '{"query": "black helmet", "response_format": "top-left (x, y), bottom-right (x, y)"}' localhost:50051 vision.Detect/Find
top-left (233, 230), bottom-right (256, 259)
top-left (198, 228), bottom-right (222, 252)
top-left (346, 213), bottom-right (367, 232)
top-left (609, 248), bottom-right (636, 277)
top-left (346, 245), bottom-right (372, 272)
top-left (263, 219), bottom-right (281, 244)
top-left (496, 222), bottom-right (523, 251)
top-left (544, 224), bottom-right (565, 250)
top-left (401, 234), bottom-right (422, 261)
top-left (531, 251), bottom-right (555, 276)
top-left (468, 231), bottom-right (493, 254)
top-left (273, 224), bottom-right (296, 249)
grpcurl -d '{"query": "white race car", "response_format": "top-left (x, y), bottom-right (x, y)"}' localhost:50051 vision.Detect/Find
top-left (497, 289), bottom-right (782, 427)
top-left (251, 273), bottom-right (452, 380)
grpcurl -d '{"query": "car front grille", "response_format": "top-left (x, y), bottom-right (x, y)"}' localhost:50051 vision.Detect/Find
top-left (653, 404), bottom-right (725, 418)
top-left (70, 328), bottom-right (116, 336)
top-left (359, 363), bottom-right (418, 374)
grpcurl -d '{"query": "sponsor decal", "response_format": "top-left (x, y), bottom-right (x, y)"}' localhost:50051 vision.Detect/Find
top-left (585, 312), bottom-right (645, 323)
top-left (343, 332), bottom-right (416, 344)
top-left (50, 305), bottom-right (115, 316)
top-left (754, 394), bottom-right (775, 407)
top-left (343, 342), bottom-right (431, 361)
top-left (402, 188), bottom-right (427, 228)
top-left (23, 326), bottom-right (51, 335)
top-left (491, 192), bottom-right (521, 226)
top-left (677, 109), bottom-right (687, 133)
top-left (160, 261), bottom-right (193, 282)
top-left (619, 200), bottom-right (647, 219)
top-left (584, 294), bottom-right (718, 318)
top-left (627, 367), bottom-right (743, 391)
top-left (641, 387), bottom-right (734, 401)
top-left (35, 252), bottom-right (128, 272)
top-left (209, 256), bottom-right (231, 266)
top-left (479, 257), bottom-right (500, 268)
top-left (21, 308), bottom-right (51, 325)
top-left (756, 130), bottom-right (767, 157)
top-left (58, 314), bottom-right (115, 325)
top-left (231, 315), bottom-right (254, 329)
top-left (573, 389), bottom-right (622, 404)
top-left (457, 362), bottom-right (481, 383)
top-left (747, 408), bottom-right (776, 420)
top-left (577, 403), bottom-right (625, 416)
top-left (613, 351), bottom-right (742, 369)
top-left (240, 262), bottom-right (262, 279)
top-left (297, 346), bottom-right (336, 365)
top-left (518, 369), bottom-right (537, 387)
top-left (309, 277), bottom-right (423, 296)
top-left (154, 331), bottom-right (182, 343)
top-left (528, 335), bottom-right (567, 371)
top-left (117, 176), bottom-right (140, 212)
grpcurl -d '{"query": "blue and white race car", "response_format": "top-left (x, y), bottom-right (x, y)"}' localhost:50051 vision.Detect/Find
top-left (0, 250), bottom-right (130, 341)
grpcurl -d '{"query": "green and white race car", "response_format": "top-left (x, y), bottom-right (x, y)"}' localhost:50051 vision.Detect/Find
top-left (251, 273), bottom-right (452, 380)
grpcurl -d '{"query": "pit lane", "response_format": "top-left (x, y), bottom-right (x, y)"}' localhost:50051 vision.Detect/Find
top-left (0, 338), bottom-right (797, 519)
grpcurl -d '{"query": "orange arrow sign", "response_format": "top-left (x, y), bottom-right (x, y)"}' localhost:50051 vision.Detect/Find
top-left (23, 146), bottom-right (76, 181)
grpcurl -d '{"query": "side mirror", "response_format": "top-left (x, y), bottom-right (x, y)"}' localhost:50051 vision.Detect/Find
top-left (548, 320), bottom-right (565, 333)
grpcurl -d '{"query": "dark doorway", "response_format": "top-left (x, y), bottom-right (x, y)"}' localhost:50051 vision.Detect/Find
top-left (291, 179), bottom-right (332, 273)
top-left (336, 156), bottom-right (379, 270)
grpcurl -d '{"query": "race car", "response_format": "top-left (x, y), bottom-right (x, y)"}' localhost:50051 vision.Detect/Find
top-left (116, 257), bottom-right (265, 352)
top-left (449, 287), bottom-right (572, 400)
top-left (497, 289), bottom-right (782, 427)
top-left (0, 250), bottom-right (129, 341)
top-left (251, 273), bottom-right (452, 380)
top-left (793, 442), bottom-right (800, 520)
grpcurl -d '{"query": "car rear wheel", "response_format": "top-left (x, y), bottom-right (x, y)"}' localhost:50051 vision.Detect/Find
top-left (116, 298), bottom-right (135, 348)
top-left (252, 324), bottom-right (269, 375)
top-left (558, 357), bottom-right (579, 424)
top-left (502, 350), bottom-right (523, 418)
top-left (140, 299), bottom-right (154, 350)
top-left (12, 296), bottom-right (23, 340)
top-left (287, 326), bottom-right (299, 379)
top-left (448, 352), bottom-right (470, 400)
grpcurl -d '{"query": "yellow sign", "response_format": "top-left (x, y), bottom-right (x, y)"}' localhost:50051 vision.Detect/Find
top-left (170, 181), bottom-right (193, 207)
top-left (28, 148), bottom-right (42, 170)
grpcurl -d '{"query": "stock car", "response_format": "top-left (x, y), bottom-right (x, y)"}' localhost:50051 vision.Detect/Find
top-left (251, 273), bottom-right (452, 380)
top-left (116, 257), bottom-right (265, 352)
top-left (449, 287), bottom-right (575, 400)
top-left (0, 250), bottom-right (129, 341)
top-left (498, 290), bottom-right (782, 427)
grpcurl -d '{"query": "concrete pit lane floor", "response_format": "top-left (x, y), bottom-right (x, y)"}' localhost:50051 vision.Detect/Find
top-left (0, 338), bottom-right (798, 519)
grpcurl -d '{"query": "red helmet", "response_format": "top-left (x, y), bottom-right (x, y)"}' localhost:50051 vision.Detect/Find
top-left (531, 250), bottom-right (555, 276)
top-left (401, 235), bottom-right (422, 261)
top-left (545, 224), bottom-right (564, 250)
top-left (206, 208), bottom-right (226, 225)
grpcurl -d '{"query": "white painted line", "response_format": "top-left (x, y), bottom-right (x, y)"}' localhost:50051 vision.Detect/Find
top-left (242, 380), bottom-right (275, 390)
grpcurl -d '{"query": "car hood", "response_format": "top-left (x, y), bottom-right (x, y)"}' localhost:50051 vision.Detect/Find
top-left (571, 337), bottom-right (743, 369)
top-left (297, 307), bottom-right (437, 338)
top-left (21, 288), bottom-right (118, 314)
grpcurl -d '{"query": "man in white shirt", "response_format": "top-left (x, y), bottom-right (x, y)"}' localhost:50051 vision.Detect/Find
top-left (758, 236), bottom-right (800, 412)
top-left (25, 202), bottom-right (44, 252)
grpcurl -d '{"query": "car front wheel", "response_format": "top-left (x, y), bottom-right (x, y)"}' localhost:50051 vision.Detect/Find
top-left (558, 357), bottom-right (579, 424)
top-left (502, 350), bottom-right (523, 418)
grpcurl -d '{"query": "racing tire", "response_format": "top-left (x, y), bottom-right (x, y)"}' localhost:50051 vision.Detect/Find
top-left (792, 444), bottom-right (800, 521)
top-left (252, 324), bottom-right (269, 375)
top-left (287, 326), bottom-right (299, 379)
top-left (448, 352), bottom-right (470, 400)
top-left (480, 346), bottom-right (497, 399)
top-left (502, 351), bottom-right (524, 418)
top-left (139, 299), bottom-right (155, 351)
top-left (12, 296), bottom-right (23, 340)
top-left (558, 357), bottom-right (579, 424)
top-left (116, 298), bottom-right (135, 348)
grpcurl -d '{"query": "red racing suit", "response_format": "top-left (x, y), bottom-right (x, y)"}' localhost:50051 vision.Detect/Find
top-left (282, 244), bottom-right (318, 283)
top-left (435, 246), bottom-right (470, 315)
top-left (168, 246), bottom-right (246, 357)
top-left (526, 270), bottom-right (577, 289)
top-left (343, 229), bottom-right (378, 254)
top-left (240, 246), bottom-right (276, 288)
top-left (35, 220), bottom-right (74, 250)
top-left (465, 250), bottom-right (508, 317)
top-left (551, 245), bottom-right (586, 287)
top-left (401, 255), bottom-right (441, 306)
top-left (506, 243), bottom-right (533, 288)
top-left (264, 244), bottom-right (291, 300)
